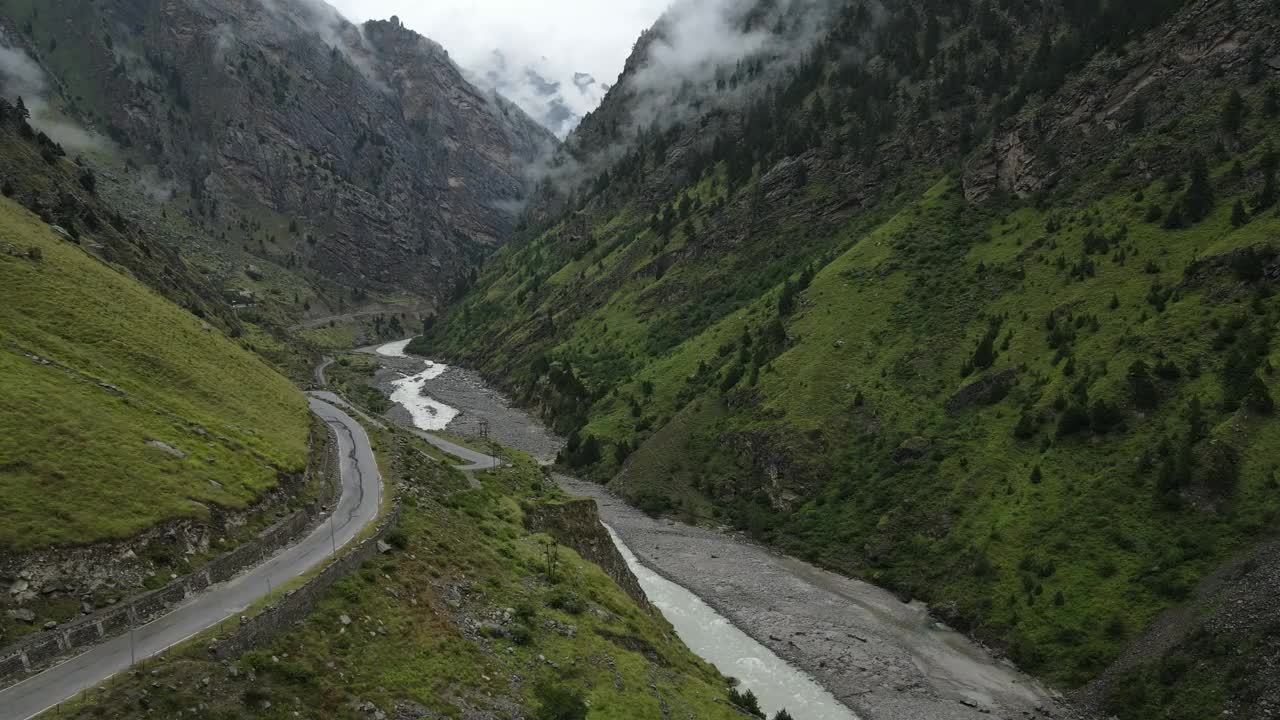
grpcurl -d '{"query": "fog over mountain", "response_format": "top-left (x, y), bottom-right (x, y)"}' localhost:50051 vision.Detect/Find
top-left (327, 0), bottom-right (669, 136)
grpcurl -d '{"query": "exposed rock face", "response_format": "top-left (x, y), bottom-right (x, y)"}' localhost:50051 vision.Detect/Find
top-left (964, 0), bottom-right (1280, 201)
top-left (522, 495), bottom-right (650, 611)
top-left (1, 0), bottom-right (555, 298)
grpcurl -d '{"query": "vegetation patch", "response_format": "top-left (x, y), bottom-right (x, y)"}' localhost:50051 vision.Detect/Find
top-left (0, 197), bottom-right (308, 552)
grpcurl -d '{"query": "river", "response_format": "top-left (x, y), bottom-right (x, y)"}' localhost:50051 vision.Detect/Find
top-left (362, 341), bottom-right (1070, 720)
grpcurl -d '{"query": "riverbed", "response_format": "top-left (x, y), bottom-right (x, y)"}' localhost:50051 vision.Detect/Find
top-left (361, 342), bottom-right (1074, 720)
top-left (608, 524), bottom-right (858, 720)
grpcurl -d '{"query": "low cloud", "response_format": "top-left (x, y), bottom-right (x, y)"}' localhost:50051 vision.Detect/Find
top-left (536, 0), bottom-right (875, 195)
top-left (625, 0), bottom-right (848, 133)
top-left (135, 165), bottom-right (179, 203)
top-left (255, 0), bottom-right (387, 91)
top-left (0, 38), bottom-right (104, 152)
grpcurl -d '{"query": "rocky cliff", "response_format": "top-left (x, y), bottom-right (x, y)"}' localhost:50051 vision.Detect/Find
top-left (523, 496), bottom-right (650, 611)
top-left (0, 0), bottom-right (555, 300)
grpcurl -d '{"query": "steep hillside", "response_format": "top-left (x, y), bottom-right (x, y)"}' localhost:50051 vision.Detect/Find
top-left (53, 437), bottom-right (751, 720)
top-left (417, 0), bottom-right (1280, 713)
top-left (0, 190), bottom-right (309, 552)
top-left (0, 0), bottom-right (554, 302)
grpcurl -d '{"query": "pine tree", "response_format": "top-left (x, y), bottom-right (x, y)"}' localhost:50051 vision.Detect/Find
top-left (1127, 97), bottom-right (1145, 133)
top-left (1187, 396), bottom-right (1206, 443)
top-left (1221, 90), bottom-right (1245, 135)
top-left (1230, 199), bottom-right (1249, 228)
top-left (1128, 360), bottom-right (1159, 409)
top-left (1181, 154), bottom-right (1214, 223)
top-left (15, 96), bottom-right (29, 121)
top-left (924, 14), bottom-right (942, 59)
top-left (1256, 144), bottom-right (1278, 210)
top-left (1248, 44), bottom-right (1266, 85)
top-left (1264, 83), bottom-right (1279, 119)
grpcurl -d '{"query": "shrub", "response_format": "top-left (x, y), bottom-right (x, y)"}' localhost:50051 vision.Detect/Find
top-left (534, 685), bottom-right (587, 720)
top-left (386, 528), bottom-right (409, 550)
top-left (547, 587), bottom-right (586, 615)
top-left (511, 624), bottom-right (534, 646)
top-left (1105, 613), bottom-right (1128, 639)
top-left (728, 687), bottom-right (764, 718)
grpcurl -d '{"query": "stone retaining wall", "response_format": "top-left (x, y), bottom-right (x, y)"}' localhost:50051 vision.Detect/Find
top-left (208, 506), bottom-right (401, 660)
top-left (0, 425), bottom-right (340, 688)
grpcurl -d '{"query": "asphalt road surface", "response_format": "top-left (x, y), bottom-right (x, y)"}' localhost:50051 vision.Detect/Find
top-left (0, 398), bottom-right (381, 720)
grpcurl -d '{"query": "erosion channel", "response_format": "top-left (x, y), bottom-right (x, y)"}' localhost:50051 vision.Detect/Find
top-left (363, 340), bottom-right (1070, 720)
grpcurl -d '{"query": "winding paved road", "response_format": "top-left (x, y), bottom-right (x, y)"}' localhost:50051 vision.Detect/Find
top-left (307, 390), bottom-right (497, 472)
top-left (0, 398), bottom-right (381, 720)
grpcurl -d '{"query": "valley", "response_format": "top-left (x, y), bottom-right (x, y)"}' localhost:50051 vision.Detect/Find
top-left (1, 0), bottom-right (1279, 717)
top-left (343, 341), bottom-right (1069, 720)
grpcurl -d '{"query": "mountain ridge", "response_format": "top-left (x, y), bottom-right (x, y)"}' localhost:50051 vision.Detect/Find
top-left (0, 0), bottom-right (556, 305)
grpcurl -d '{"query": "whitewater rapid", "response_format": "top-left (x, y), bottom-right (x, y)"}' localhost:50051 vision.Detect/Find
top-left (375, 340), bottom-right (459, 431)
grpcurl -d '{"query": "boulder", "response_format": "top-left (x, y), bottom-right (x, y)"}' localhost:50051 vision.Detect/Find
top-left (6, 608), bottom-right (36, 623)
top-left (146, 440), bottom-right (186, 459)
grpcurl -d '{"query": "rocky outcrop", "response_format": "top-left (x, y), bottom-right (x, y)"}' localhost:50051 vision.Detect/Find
top-left (965, 0), bottom-right (1280, 202)
top-left (946, 367), bottom-right (1021, 415)
top-left (1180, 242), bottom-right (1280, 289)
top-left (963, 129), bottom-right (1051, 202)
top-left (522, 497), bottom-right (649, 610)
top-left (0, 0), bottom-right (555, 299)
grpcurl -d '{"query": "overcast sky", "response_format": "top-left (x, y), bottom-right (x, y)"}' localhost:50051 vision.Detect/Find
top-left (329, 0), bottom-right (671, 119)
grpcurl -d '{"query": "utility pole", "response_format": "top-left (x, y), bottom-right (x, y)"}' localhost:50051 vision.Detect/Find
top-left (129, 623), bottom-right (136, 667)
top-left (329, 508), bottom-right (338, 557)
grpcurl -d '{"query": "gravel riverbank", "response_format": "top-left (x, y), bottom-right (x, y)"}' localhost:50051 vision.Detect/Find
top-left (362, 344), bottom-right (1081, 720)
top-left (557, 475), bottom-right (1077, 720)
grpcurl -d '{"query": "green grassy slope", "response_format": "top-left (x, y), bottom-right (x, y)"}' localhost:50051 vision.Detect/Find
top-left (59, 437), bottom-right (746, 720)
top-left (0, 197), bottom-right (309, 552)
top-left (415, 0), bottom-right (1280, 705)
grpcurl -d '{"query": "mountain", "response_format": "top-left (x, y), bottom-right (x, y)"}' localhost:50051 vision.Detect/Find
top-left (0, 0), bottom-right (555, 305)
top-left (470, 49), bottom-right (608, 139)
top-left (416, 0), bottom-right (1280, 716)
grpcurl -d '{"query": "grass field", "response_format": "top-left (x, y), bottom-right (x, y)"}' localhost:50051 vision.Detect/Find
top-left (0, 197), bottom-right (309, 552)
